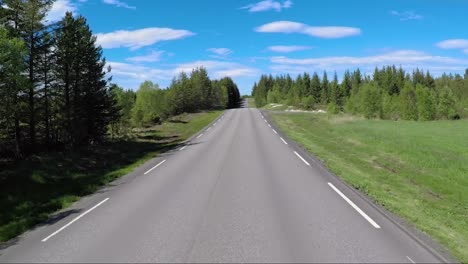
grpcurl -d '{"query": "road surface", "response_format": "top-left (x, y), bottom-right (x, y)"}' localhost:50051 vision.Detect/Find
top-left (0, 107), bottom-right (449, 263)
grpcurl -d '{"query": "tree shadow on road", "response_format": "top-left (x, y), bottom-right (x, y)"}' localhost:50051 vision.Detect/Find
top-left (0, 137), bottom-right (181, 246)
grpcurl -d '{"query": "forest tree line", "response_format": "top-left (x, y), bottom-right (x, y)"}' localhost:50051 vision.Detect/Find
top-left (252, 66), bottom-right (468, 120)
top-left (110, 71), bottom-right (241, 136)
top-left (0, 0), bottom-right (241, 159)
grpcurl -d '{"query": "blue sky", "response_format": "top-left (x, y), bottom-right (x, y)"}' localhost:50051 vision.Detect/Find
top-left (46, 0), bottom-right (468, 95)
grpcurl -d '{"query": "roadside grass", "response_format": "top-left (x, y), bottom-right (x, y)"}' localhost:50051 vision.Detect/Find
top-left (0, 110), bottom-right (223, 242)
top-left (270, 112), bottom-right (468, 262)
top-left (262, 103), bottom-right (290, 111)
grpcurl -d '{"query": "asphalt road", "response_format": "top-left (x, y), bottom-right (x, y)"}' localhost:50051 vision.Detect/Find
top-left (0, 107), bottom-right (450, 263)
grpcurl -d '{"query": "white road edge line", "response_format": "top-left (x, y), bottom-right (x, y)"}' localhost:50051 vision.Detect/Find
top-left (406, 256), bottom-right (416, 263)
top-left (179, 146), bottom-right (186, 151)
top-left (207, 127), bottom-right (211, 131)
top-left (294, 151), bottom-right (310, 166)
top-left (280, 137), bottom-right (288, 145)
top-left (272, 129), bottom-right (278, 134)
top-left (264, 120), bottom-right (268, 123)
top-left (196, 133), bottom-right (204, 139)
top-left (328, 182), bottom-right (381, 229)
top-left (268, 124), bottom-right (272, 128)
top-left (144, 160), bottom-right (167, 175)
top-left (42, 198), bottom-right (110, 242)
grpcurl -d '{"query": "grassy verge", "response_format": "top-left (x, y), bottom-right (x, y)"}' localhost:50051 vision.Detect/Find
top-left (270, 112), bottom-right (467, 262)
top-left (262, 103), bottom-right (290, 111)
top-left (0, 110), bottom-right (223, 242)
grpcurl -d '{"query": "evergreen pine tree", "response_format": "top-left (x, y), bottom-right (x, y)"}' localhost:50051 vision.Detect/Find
top-left (0, 27), bottom-right (27, 157)
top-left (310, 72), bottom-right (321, 103)
top-left (320, 71), bottom-right (329, 104)
top-left (54, 12), bottom-right (115, 146)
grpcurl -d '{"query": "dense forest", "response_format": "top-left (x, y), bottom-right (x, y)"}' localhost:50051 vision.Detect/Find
top-left (252, 66), bottom-right (468, 120)
top-left (0, 0), bottom-right (240, 160)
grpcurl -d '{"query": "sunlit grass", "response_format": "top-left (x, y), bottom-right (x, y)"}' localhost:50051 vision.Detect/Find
top-left (271, 112), bottom-right (468, 262)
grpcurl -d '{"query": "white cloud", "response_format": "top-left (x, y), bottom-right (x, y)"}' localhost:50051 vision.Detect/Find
top-left (215, 68), bottom-right (259, 78)
top-left (95, 27), bottom-right (195, 50)
top-left (207, 48), bottom-right (233, 56)
top-left (241, 0), bottom-right (292, 12)
top-left (436, 39), bottom-right (468, 54)
top-left (103, 0), bottom-right (136, 9)
top-left (283, 0), bottom-right (292, 8)
top-left (174, 60), bottom-right (259, 78)
top-left (207, 48), bottom-right (233, 59)
top-left (46, 0), bottom-right (77, 23)
top-left (390, 10), bottom-right (423, 21)
top-left (255, 21), bottom-right (361, 39)
top-left (126, 50), bottom-right (165, 63)
top-left (436, 39), bottom-right (468, 49)
top-left (268, 50), bottom-right (468, 75)
top-left (108, 61), bottom-right (172, 80)
top-left (107, 60), bottom-right (260, 89)
top-left (271, 50), bottom-right (468, 66)
top-left (267, 45), bottom-right (313, 53)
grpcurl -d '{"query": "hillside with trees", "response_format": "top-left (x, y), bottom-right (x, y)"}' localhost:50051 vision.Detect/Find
top-left (0, 0), bottom-right (241, 160)
top-left (252, 66), bottom-right (468, 121)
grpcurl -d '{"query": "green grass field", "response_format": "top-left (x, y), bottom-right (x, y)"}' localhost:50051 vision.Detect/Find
top-left (270, 112), bottom-right (468, 262)
top-left (0, 110), bottom-right (223, 242)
